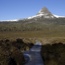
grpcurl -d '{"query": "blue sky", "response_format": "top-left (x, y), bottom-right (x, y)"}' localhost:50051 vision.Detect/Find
top-left (0, 0), bottom-right (65, 20)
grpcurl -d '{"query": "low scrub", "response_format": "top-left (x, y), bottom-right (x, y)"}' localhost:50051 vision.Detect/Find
top-left (0, 38), bottom-right (34, 65)
top-left (41, 42), bottom-right (65, 65)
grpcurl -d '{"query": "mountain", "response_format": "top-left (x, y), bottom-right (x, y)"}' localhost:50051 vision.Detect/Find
top-left (27, 7), bottom-right (55, 19)
top-left (0, 7), bottom-right (65, 22)
top-left (27, 7), bottom-right (65, 19)
top-left (0, 7), bottom-right (65, 32)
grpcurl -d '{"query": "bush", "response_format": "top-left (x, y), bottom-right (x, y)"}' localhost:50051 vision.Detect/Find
top-left (0, 39), bottom-right (33, 65)
top-left (41, 42), bottom-right (65, 65)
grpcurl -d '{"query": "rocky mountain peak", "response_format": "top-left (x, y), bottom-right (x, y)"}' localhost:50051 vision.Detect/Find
top-left (38, 7), bottom-right (52, 15)
top-left (28, 7), bottom-right (65, 19)
top-left (38, 7), bottom-right (51, 14)
top-left (36, 7), bottom-right (55, 18)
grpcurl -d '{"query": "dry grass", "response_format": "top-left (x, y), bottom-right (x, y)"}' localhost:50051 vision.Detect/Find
top-left (0, 31), bottom-right (65, 44)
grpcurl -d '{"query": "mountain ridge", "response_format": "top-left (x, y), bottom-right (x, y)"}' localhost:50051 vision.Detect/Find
top-left (0, 7), bottom-right (65, 22)
top-left (27, 7), bottom-right (65, 19)
top-left (27, 7), bottom-right (55, 19)
top-left (0, 7), bottom-right (65, 32)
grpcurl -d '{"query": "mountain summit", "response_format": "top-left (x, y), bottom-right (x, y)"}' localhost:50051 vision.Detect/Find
top-left (37, 7), bottom-right (55, 18)
top-left (0, 7), bottom-right (65, 22)
top-left (38, 7), bottom-right (52, 14)
top-left (28, 7), bottom-right (55, 19)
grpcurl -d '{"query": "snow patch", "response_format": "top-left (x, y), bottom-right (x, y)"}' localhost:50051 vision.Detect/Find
top-left (53, 14), bottom-right (65, 18)
top-left (27, 14), bottom-right (44, 19)
top-left (27, 13), bottom-right (55, 19)
top-left (0, 19), bottom-right (18, 22)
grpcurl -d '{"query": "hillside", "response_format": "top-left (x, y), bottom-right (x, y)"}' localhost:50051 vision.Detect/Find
top-left (0, 7), bottom-right (65, 39)
top-left (0, 7), bottom-right (65, 32)
top-left (0, 18), bottom-right (65, 32)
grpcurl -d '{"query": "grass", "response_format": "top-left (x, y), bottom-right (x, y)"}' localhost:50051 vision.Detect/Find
top-left (0, 31), bottom-right (65, 38)
top-left (0, 31), bottom-right (65, 44)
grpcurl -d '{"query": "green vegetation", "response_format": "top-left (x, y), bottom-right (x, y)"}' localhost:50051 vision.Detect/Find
top-left (0, 18), bottom-right (65, 65)
top-left (0, 18), bottom-right (65, 32)
top-left (0, 18), bottom-right (65, 39)
top-left (41, 42), bottom-right (65, 65)
top-left (0, 38), bottom-right (65, 65)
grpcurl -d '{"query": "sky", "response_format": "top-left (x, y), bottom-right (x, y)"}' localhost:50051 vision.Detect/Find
top-left (0, 0), bottom-right (65, 20)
